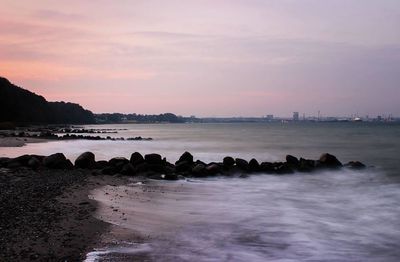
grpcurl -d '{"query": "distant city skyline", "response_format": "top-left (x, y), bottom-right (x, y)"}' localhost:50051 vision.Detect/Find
top-left (1, 0), bottom-right (399, 117)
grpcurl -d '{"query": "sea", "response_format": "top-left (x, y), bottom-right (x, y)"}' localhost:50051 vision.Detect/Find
top-left (1, 122), bottom-right (400, 261)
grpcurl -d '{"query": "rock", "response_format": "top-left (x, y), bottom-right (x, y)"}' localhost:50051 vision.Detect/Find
top-left (345, 161), bottom-right (366, 169)
top-left (43, 153), bottom-right (72, 169)
top-left (299, 158), bottom-right (315, 172)
top-left (130, 152), bottom-right (144, 165)
top-left (192, 163), bottom-right (206, 176)
top-left (109, 157), bottom-right (129, 170)
top-left (235, 158), bottom-right (249, 171)
top-left (74, 152), bottom-right (95, 169)
top-left (0, 157), bottom-right (11, 167)
top-left (27, 157), bottom-right (41, 169)
top-left (248, 158), bottom-right (260, 172)
top-left (164, 173), bottom-right (179, 180)
top-left (177, 151), bottom-right (194, 164)
top-left (134, 162), bottom-right (149, 173)
top-left (102, 166), bottom-right (117, 175)
top-left (286, 155), bottom-right (299, 168)
top-left (94, 160), bottom-right (109, 169)
top-left (175, 161), bottom-right (192, 172)
top-left (223, 156), bottom-right (235, 168)
top-left (319, 153), bottom-right (342, 168)
top-left (260, 162), bottom-right (275, 173)
top-left (275, 163), bottom-right (294, 174)
top-left (145, 153), bottom-right (162, 165)
top-left (121, 163), bottom-right (135, 176)
top-left (206, 163), bottom-right (222, 175)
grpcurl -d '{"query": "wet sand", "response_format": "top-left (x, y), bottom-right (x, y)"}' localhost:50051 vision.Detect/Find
top-left (0, 168), bottom-right (125, 261)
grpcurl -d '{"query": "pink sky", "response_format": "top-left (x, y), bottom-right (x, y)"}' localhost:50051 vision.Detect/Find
top-left (1, 0), bottom-right (399, 117)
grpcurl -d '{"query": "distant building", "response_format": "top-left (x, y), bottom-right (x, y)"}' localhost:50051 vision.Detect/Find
top-left (293, 112), bottom-right (299, 121)
top-left (266, 115), bottom-right (274, 120)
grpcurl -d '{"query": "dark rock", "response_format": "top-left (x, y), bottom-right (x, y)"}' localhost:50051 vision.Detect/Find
top-left (275, 163), bottom-right (294, 174)
top-left (94, 160), bottom-right (109, 169)
top-left (286, 155), bottom-right (299, 168)
top-left (235, 158), bottom-right (249, 171)
top-left (102, 166), bottom-right (117, 175)
top-left (130, 152), bottom-right (144, 166)
top-left (175, 161), bottom-right (192, 172)
top-left (145, 153), bottom-right (162, 165)
top-left (206, 163), bottom-right (222, 175)
top-left (134, 162), bottom-right (150, 173)
top-left (297, 158), bottom-right (315, 172)
top-left (177, 151), bottom-right (194, 164)
top-left (164, 173), bottom-right (179, 180)
top-left (0, 157), bottom-right (11, 167)
top-left (223, 156), bottom-right (235, 168)
top-left (27, 157), bottom-right (41, 169)
top-left (319, 153), bottom-right (342, 168)
top-left (260, 162), bottom-right (275, 173)
top-left (74, 152), bottom-right (95, 169)
top-left (43, 153), bottom-right (72, 169)
top-left (345, 161), bottom-right (366, 169)
top-left (248, 158), bottom-right (260, 172)
top-left (192, 163), bottom-right (206, 176)
top-left (109, 157), bottom-right (129, 170)
top-left (121, 163), bottom-right (135, 176)
top-left (148, 164), bottom-right (166, 173)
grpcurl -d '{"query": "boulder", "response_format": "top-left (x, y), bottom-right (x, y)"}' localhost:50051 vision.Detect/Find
top-left (192, 163), bottom-right (206, 176)
top-left (286, 155), bottom-right (299, 168)
top-left (109, 157), bottom-right (129, 169)
top-left (145, 153), bottom-right (162, 165)
top-left (345, 161), bottom-right (366, 169)
top-left (319, 153), bottom-right (342, 168)
top-left (130, 152), bottom-right (144, 166)
top-left (134, 162), bottom-right (150, 173)
top-left (299, 158), bottom-right (315, 172)
top-left (75, 152), bottom-right (96, 169)
top-left (175, 161), bottom-right (192, 172)
top-left (223, 156), bottom-right (235, 168)
top-left (235, 158), bottom-right (249, 171)
top-left (275, 163), bottom-right (294, 174)
top-left (260, 162), bottom-right (274, 173)
top-left (206, 163), bottom-right (222, 175)
top-left (43, 153), bottom-right (72, 169)
top-left (0, 157), bottom-right (11, 167)
top-left (248, 158), bottom-right (260, 172)
top-left (177, 151), bottom-right (193, 164)
top-left (121, 163), bottom-right (135, 176)
top-left (27, 157), bottom-right (41, 169)
top-left (94, 160), bottom-right (109, 169)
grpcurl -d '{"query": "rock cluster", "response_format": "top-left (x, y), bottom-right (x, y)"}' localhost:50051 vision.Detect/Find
top-left (0, 152), bottom-right (366, 180)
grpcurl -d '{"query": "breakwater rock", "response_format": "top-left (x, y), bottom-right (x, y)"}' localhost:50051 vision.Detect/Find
top-left (0, 152), bottom-right (366, 180)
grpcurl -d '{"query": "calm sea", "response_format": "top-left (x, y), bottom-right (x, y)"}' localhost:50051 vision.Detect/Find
top-left (2, 122), bottom-right (400, 261)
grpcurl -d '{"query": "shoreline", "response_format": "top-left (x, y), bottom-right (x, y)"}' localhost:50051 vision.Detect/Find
top-left (0, 137), bottom-right (49, 147)
top-left (0, 151), bottom-right (367, 260)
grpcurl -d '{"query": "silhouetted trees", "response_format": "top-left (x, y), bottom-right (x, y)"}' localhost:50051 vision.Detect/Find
top-left (95, 113), bottom-right (185, 123)
top-left (0, 77), bottom-right (95, 124)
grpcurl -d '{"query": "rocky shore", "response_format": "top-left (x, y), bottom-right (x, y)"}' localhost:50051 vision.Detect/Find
top-left (0, 151), bottom-right (366, 260)
top-left (1, 151), bottom-right (366, 180)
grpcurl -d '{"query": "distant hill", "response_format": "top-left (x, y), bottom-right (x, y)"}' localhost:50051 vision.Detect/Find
top-left (0, 77), bottom-right (95, 124)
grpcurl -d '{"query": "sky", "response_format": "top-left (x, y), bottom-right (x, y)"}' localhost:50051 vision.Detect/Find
top-left (1, 0), bottom-right (399, 117)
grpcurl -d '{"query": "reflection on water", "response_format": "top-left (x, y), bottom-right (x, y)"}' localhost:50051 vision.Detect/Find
top-left (88, 170), bottom-right (400, 261)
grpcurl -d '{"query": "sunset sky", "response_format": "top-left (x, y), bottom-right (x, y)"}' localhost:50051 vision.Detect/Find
top-left (1, 0), bottom-right (399, 117)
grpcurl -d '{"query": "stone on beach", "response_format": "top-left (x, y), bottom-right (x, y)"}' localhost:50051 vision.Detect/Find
top-left (318, 153), bottom-right (342, 168)
top-left (43, 153), bottom-right (73, 169)
top-left (130, 152), bottom-right (144, 166)
top-left (75, 152), bottom-right (96, 169)
top-left (144, 153), bottom-right (162, 165)
top-left (223, 156), bottom-right (235, 168)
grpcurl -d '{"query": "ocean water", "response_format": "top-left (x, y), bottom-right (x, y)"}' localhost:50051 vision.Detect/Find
top-left (1, 122), bottom-right (400, 261)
